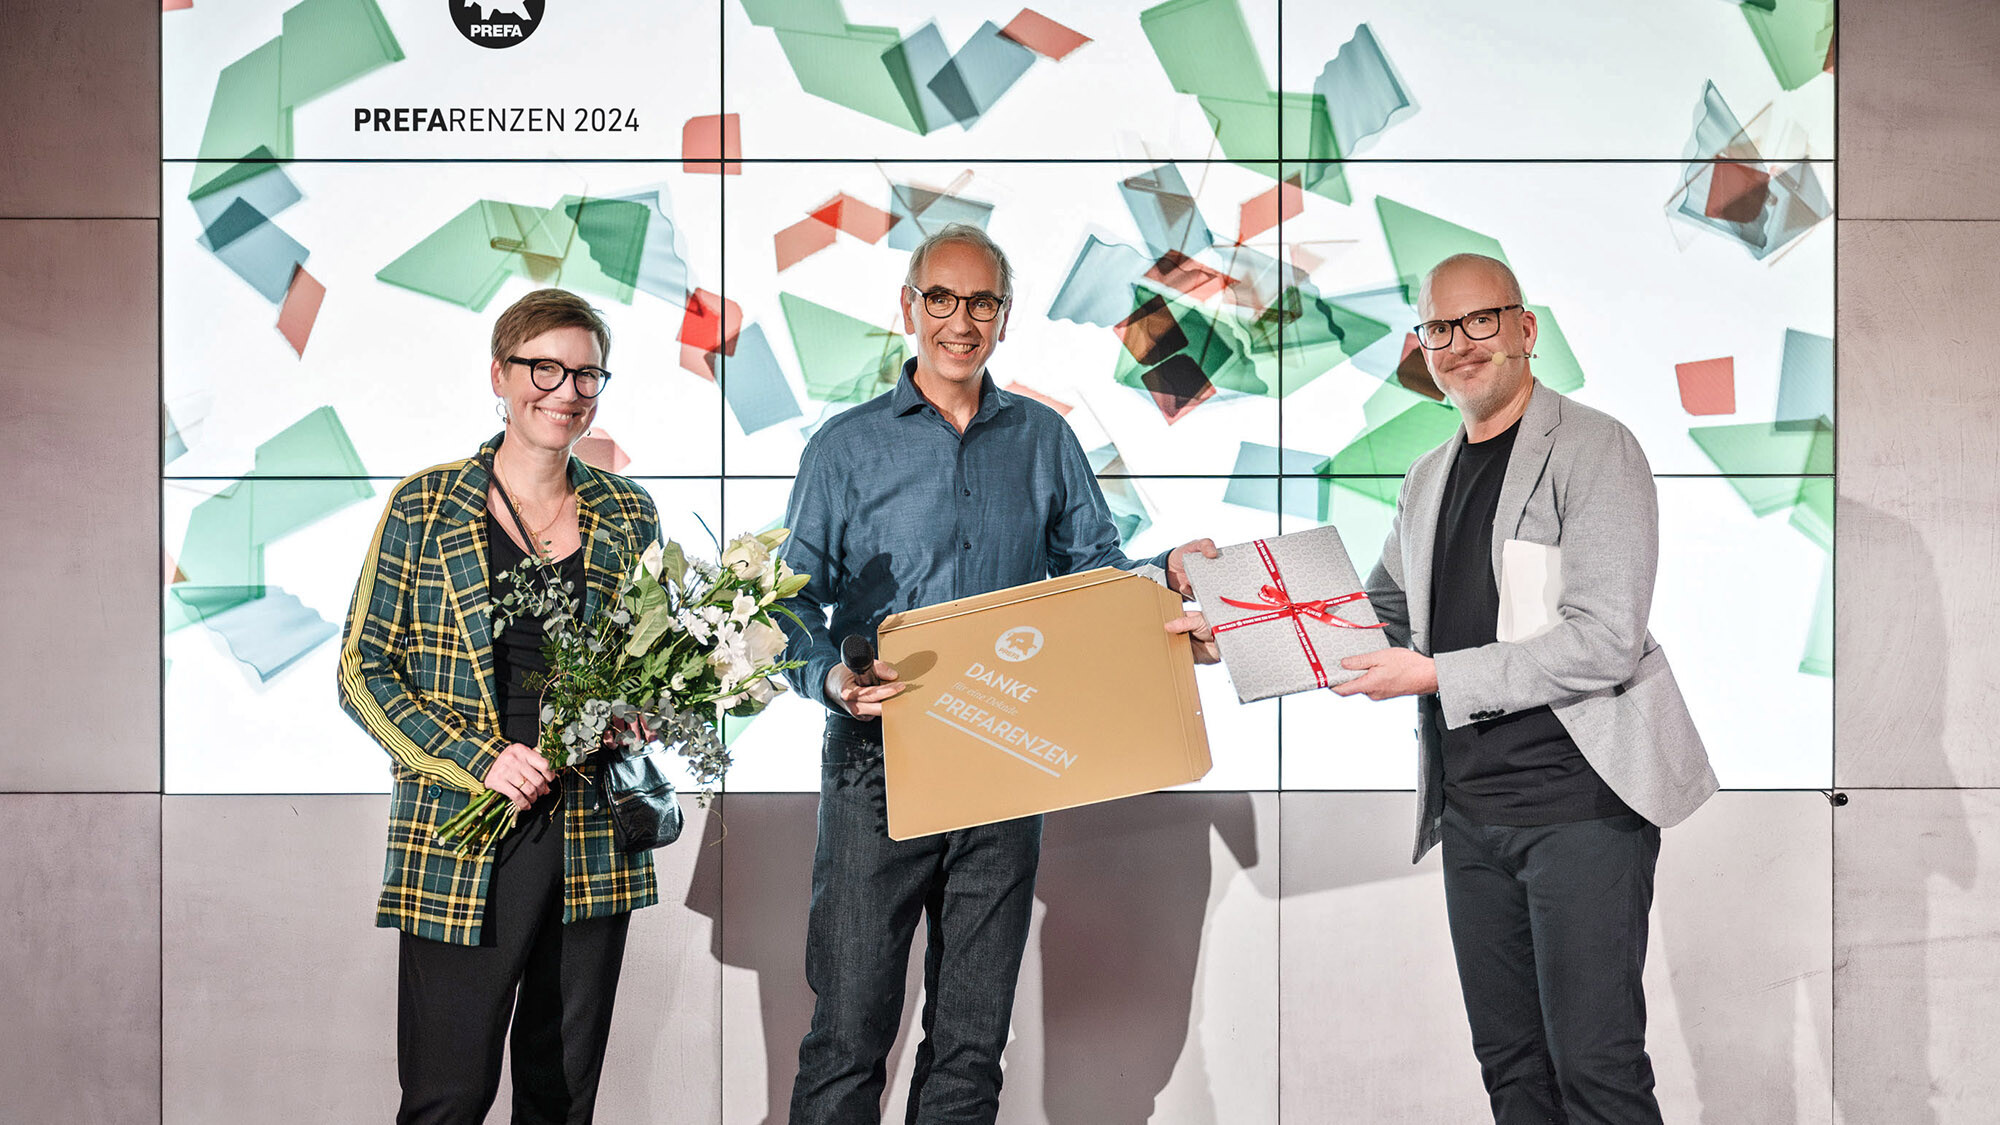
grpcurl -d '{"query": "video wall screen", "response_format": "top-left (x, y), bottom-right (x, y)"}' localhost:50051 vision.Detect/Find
top-left (162, 0), bottom-right (1835, 794)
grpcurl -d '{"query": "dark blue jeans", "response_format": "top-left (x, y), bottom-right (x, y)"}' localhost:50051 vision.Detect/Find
top-left (1441, 804), bottom-right (1663, 1125)
top-left (789, 723), bottom-right (1043, 1125)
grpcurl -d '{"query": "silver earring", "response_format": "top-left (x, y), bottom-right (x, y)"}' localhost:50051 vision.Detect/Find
top-left (495, 399), bottom-right (508, 421)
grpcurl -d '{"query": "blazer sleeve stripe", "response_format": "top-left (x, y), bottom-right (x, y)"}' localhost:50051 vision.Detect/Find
top-left (338, 468), bottom-right (488, 794)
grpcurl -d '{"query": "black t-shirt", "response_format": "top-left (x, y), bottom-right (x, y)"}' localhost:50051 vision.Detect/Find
top-left (1428, 419), bottom-right (1633, 826)
top-left (487, 512), bottom-right (587, 749)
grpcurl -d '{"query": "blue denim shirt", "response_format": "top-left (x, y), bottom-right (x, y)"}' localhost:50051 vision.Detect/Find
top-left (779, 359), bottom-right (1166, 714)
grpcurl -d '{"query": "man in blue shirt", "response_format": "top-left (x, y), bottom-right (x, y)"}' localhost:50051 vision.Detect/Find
top-left (779, 223), bottom-right (1213, 1124)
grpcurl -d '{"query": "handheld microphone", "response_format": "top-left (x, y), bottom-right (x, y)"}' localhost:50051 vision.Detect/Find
top-left (841, 634), bottom-right (879, 687)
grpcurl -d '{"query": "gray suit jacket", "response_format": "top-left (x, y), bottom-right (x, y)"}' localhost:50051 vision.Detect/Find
top-left (1365, 381), bottom-right (1718, 862)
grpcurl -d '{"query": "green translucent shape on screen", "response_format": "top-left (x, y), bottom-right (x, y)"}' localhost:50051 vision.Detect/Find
top-left (1687, 419), bottom-right (1833, 516)
top-left (167, 407), bottom-right (374, 633)
top-left (280, 0), bottom-right (403, 108)
top-left (742, 0), bottom-right (847, 35)
top-left (1525, 305), bottom-right (1584, 393)
top-left (563, 197), bottom-right (651, 293)
top-left (1789, 476), bottom-right (1833, 552)
top-left (190, 38), bottom-right (292, 201)
top-left (1320, 382), bottom-right (1461, 506)
top-left (1268, 290), bottom-right (1392, 394)
top-left (1141, 0), bottom-right (1269, 101)
top-left (774, 25), bottom-right (926, 132)
top-left (780, 292), bottom-right (908, 404)
top-left (1800, 557), bottom-right (1832, 677)
top-left (1143, 0), bottom-right (1347, 197)
top-left (1377, 198), bottom-right (1509, 304)
top-left (377, 201), bottom-right (522, 310)
top-left (1741, 0), bottom-right (1834, 92)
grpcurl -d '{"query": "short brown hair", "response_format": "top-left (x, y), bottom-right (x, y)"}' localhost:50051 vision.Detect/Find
top-left (489, 288), bottom-right (612, 365)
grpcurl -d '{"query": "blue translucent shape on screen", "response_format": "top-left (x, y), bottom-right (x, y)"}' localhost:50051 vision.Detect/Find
top-left (1120, 164), bottom-right (1214, 259)
top-left (1085, 444), bottom-right (1153, 544)
top-left (884, 22), bottom-right (957, 134)
top-left (180, 585), bottom-right (339, 681)
top-left (1222, 442), bottom-right (1328, 519)
top-left (1048, 235), bottom-right (1152, 327)
top-left (886, 184), bottom-right (996, 251)
top-left (1776, 328), bottom-right (1834, 426)
top-left (197, 198), bottom-right (309, 304)
top-left (926, 20), bottom-right (1037, 127)
top-left (1315, 23), bottom-right (1413, 156)
top-left (191, 164), bottom-right (302, 235)
top-left (722, 325), bottom-right (805, 435)
top-left (1674, 81), bottom-right (1830, 260)
top-left (164, 410), bottom-right (189, 464)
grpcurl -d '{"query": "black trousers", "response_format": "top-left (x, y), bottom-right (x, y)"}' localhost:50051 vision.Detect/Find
top-left (397, 805), bottom-right (632, 1125)
top-left (1440, 804), bottom-right (1663, 1125)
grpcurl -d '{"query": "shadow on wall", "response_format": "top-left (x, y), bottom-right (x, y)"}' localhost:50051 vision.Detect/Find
top-left (1823, 498), bottom-right (1975, 1124)
top-left (1030, 792), bottom-right (1260, 1125)
top-left (1656, 496), bottom-right (1974, 1124)
top-left (688, 791), bottom-right (1266, 1124)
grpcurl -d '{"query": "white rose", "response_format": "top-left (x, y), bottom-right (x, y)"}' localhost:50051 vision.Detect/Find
top-left (742, 619), bottom-right (787, 666)
top-left (637, 540), bottom-right (665, 581)
top-left (719, 534), bottom-right (771, 581)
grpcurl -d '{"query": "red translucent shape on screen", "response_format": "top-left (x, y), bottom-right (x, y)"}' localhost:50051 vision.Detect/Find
top-left (573, 429), bottom-right (632, 473)
top-left (165, 549), bottom-right (186, 585)
top-left (1290, 243), bottom-right (1324, 274)
top-left (1704, 161), bottom-right (1772, 224)
top-left (1825, 31), bottom-right (1835, 74)
top-left (811, 193), bottom-right (899, 243)
top-left (998, 9), bottom-right (1091, 61)
top-left (1675, 357), bottom-right (1736, 416)
top-left (163, 0), bottom-right (193, 10)
top-left (683, 114), bottom-right (742, 174)
top-left (1237, 175), bottom-right (1303, 243)
top-left (1114, 293), bottom-right (1188, 365)
top-left (1003, 381), bottom-right (1072, 414)
top-left (681, 343), bottom-right (718, 381)
top-left (1146, 251), bottom-right (1235, 302)
top-left (776, 216), bottom-right (839, 272)
top-left (679, 288), bottom-right (742, 357)
top-left (1140, 355), bottom-right (1218, 424)
top-left (276, 266), bottom-right (325, 357)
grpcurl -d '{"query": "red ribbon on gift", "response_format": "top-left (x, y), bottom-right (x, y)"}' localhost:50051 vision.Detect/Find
top-left (1210, 539), bottom-right (1386, 689)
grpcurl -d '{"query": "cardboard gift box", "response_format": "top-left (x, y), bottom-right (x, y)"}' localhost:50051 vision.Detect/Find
top-left (1182, 526), bottom-right (1390, 703)
top-left (876, 567), bottom-right (1211, 840)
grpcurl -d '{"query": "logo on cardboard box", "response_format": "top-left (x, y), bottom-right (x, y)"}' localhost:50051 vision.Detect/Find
top-left (995, 626), bottom-right (1044, 663)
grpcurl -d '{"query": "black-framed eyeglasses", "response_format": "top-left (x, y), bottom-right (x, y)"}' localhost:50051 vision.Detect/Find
top-left (506, 356), bottom-right (612, 398)
top-left (904, 284), bottom-right (1008, 322)
top-left (1413, 304), bottom-right (1523, 350)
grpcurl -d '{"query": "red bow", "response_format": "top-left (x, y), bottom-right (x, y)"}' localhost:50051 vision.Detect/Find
top-left (1210, 539), bottom-right (1385, 689)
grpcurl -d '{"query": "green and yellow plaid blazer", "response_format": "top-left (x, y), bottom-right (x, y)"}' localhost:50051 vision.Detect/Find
top-left (338, 433), bottom-right (662, 945)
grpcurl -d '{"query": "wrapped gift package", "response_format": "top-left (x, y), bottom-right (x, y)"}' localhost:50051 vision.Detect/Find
top-left (877, 567), bottom-right (1211, 840)
top-left (1183, 526), bottom-right (1390, 702)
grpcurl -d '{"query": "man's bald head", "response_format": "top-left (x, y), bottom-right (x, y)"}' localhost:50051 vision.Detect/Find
top-left (1418, 253), bottom-right (1523, 319)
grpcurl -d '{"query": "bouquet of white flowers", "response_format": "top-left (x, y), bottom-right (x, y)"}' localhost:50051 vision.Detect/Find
top-left (435, 527), bottom-right (808, 854)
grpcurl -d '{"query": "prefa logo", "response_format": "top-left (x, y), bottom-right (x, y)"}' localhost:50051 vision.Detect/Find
top-left (994, 626), bottom-right (1044, 663)
top-left (450, 0), bottom-right (544, 48)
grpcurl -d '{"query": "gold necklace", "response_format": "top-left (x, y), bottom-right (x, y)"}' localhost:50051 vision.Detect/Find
top-left (494, 471), bottom-right (575, 553)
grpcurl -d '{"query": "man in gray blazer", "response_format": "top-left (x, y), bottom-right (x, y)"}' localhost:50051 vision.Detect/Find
top-left (1332, 253), bottom-right (1718, 1124)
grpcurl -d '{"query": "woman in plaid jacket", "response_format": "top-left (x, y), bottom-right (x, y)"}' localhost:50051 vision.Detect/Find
top-left (338, 288), bottom-right (661, 1123)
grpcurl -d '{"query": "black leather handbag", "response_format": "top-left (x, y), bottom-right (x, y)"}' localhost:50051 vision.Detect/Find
top-left (595, 739), bottom-right (685, 852)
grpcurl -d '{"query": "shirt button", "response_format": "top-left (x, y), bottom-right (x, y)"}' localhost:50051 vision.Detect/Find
top-left (962, 541), bottom-right (972, 550)
top-left (962, 488), bottom-right (971, 496)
